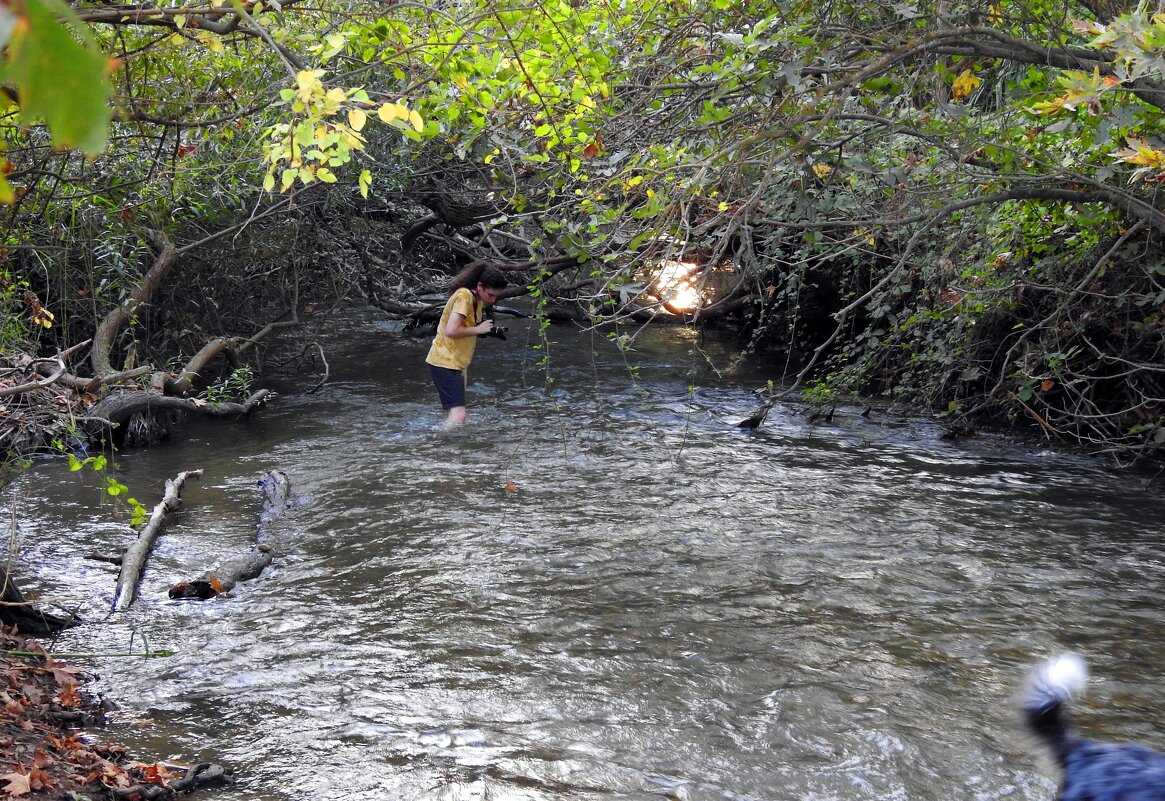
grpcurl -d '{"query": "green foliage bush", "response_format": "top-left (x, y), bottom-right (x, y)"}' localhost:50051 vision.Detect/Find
top-left (0, 0), bottom-right (1163, 464)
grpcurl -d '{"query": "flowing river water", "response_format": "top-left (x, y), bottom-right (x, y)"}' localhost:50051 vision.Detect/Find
top-left (7, 311), bottom-right (1165, 801)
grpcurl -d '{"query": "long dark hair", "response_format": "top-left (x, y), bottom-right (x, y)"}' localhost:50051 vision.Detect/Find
top-left (447, 263), bottom-right (508, 294)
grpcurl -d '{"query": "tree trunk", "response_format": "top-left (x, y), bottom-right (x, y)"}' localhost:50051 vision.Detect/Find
top-left (92, 230), bottom-right (177, 377)
top-left (167, 547), bottom-right (273, 600)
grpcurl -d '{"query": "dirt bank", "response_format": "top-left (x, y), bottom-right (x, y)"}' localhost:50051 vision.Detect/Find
top-left (0, 627), bottom-right (230, 800)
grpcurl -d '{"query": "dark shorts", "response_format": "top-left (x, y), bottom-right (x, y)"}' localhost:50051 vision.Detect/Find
top-left (429, 364), bottom-right (466, 409)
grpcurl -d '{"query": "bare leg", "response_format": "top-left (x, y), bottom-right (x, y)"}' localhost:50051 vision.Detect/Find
top-left (442, 405), bottom-right (467, 429)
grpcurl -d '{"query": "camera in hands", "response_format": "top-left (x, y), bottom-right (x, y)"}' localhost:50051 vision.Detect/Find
top-left (480, 305), bottom-right (524, 341)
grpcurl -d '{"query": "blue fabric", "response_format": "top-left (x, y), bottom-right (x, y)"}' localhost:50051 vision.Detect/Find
top-left (430, 364), bottom-right (465, 409)
top-left (1025, 656), bottom-right (1165, 800)
top-left (1061, 741), bottom-right (1165, 800)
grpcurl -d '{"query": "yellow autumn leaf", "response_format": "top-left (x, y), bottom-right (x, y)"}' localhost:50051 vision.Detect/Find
top-left (1113, 138), bottom-right (1165, 168)
top-left (1032, 97), bottom-right (1068, 116)
top-left (297, 69), bottom-right (324, 103)
top-left (348, 108), bottom-right (367, 132)
top-left (377, 102), bottom-right (404, 124)
top-left (952, 69), bottom-right (981, 102)
top-left (408, 109), bottom-right (423, 132)
top-left (200, 34), bottom-right (225, 54)
top-left (340, 128), bottom-right (365, 149)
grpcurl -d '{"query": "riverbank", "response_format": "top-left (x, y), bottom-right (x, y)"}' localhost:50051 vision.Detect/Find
top-left (0, 627), bottom-right (228, 800)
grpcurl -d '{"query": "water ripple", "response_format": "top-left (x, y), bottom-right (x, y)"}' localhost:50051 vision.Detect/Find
top-left (7, 317), bottom-right (1165, 801)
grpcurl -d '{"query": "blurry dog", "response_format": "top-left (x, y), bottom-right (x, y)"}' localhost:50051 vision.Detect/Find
top-left (1024, 653), bottom-right (1165, 800)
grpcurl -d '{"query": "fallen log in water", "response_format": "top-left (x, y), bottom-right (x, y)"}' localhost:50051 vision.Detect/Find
top-left (167, 545), bottom-right (273, 600)
top-left (82, 389), bottom-right (273, 446)
top-left (0, 568), bottom-right (79, 635)
top-left (111, 470), bottom-right (203, 612)
top-left (168, 470), bottom-right (292, 600)
top-left (255, 469), bottom-right (291, 534)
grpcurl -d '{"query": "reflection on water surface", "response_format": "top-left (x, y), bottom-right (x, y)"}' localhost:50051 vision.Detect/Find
top-left (8, 314), bottom-right (1165, 801)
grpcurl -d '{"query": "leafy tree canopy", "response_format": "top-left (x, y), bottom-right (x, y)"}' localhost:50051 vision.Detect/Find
top-left (1, 0), bottom-right (1163, 464)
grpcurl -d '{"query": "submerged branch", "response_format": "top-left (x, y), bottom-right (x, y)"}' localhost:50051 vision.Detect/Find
top-left (168, 470), bottom-right (291, 600)
top-left (112, 469), bottom-right (203, 612)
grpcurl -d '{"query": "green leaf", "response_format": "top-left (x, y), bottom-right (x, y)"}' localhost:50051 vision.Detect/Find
top-left (4, 0), bottom-right (114, 155)
top-left (294, 123), bottom-right (315, 146)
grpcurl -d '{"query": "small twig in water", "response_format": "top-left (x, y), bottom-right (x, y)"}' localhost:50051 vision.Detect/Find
top-left (304, 342), bottom-right (330, 394)
top-left (1, 648), bottom-right (176, 659)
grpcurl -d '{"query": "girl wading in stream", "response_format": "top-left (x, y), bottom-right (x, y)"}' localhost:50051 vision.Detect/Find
top-left (425, 264), bottom-right (508, 429)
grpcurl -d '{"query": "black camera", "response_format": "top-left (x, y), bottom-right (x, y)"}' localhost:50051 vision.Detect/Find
top-left (482, 325), bottom-right (508, 340)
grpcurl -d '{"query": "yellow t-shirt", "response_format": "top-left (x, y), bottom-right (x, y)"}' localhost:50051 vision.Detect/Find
top-left (425, 287), bottom-right (482, 371)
